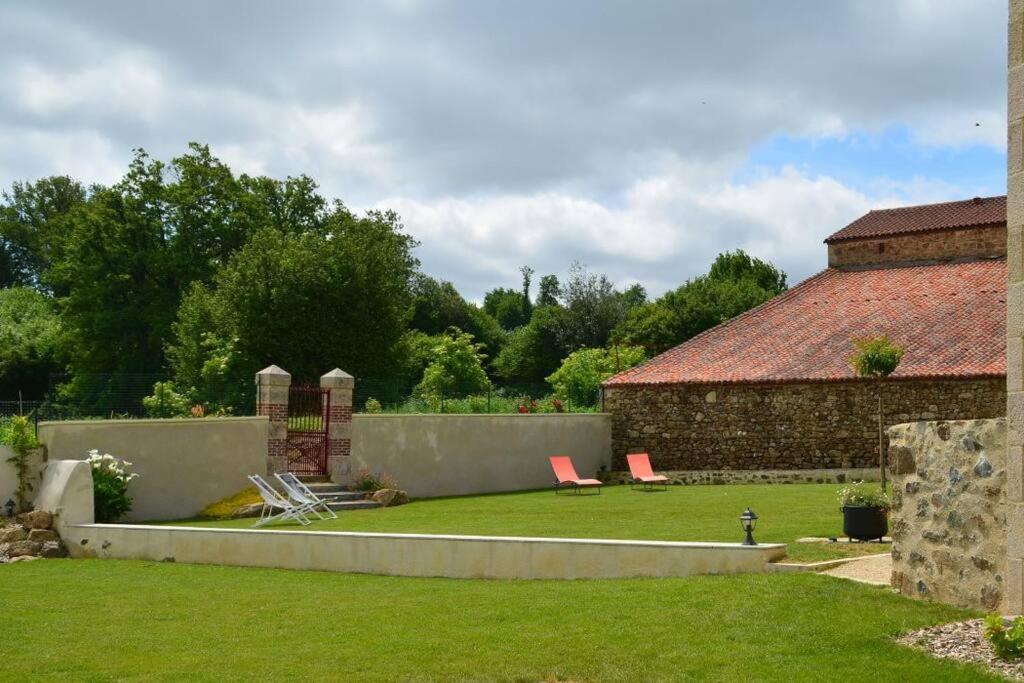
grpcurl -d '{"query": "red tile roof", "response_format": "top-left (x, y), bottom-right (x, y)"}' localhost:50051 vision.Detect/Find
top-left (824, 195), bottom-right (1006, 243)
top-left (604, 259), bottom-right (1006, 387)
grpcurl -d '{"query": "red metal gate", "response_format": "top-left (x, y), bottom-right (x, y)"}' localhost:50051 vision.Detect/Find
top-left (286, 385), bottom-right (331, 477)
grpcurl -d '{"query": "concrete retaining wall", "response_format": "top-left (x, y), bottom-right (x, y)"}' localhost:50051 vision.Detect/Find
top-left (0, 445), bottom-right (46, 509)
top-left (37, 418), bottom-right (269, 522)
top-left (62, 523), bottom-right (785, 579)
top-left (352, 414), bottom-right (612, 498)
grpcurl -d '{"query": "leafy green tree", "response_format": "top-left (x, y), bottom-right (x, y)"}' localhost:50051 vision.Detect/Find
top-left (0, 176), bottom-right (86, 291)
top-left (47, 153), bottom-right (179, 381)
top-left (546, 345), bottom-right (647, 407)
top-left (614, 250), bottom-right (787, 355)
top-left (537, 274), bottom-right (561, 306)
top-left (559, 262), bottom-right (640, 350)
top-left (409, 275), bottom-right (504, 358)
top-left (168, 216), bottom-right (418, 405)
top-left (415, 328), bottom-right (491, 398)
top-left (484, 286), bottom-right (530, 330)
top-left (850, 335), bottom-right (905, 491)
top-left (0, 287), bottom-right (63, 399)
top-left (492, 305), bottom-right (568, 385)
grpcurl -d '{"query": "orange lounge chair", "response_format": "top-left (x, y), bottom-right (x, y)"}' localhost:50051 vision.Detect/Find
top-left (549, 455), bottom-right (602, 495)
top-left (627, 453), bottom-right (669, 491)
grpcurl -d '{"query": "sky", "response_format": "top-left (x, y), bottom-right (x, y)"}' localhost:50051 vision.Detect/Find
top-left (0, 0), bottom-right (1007, 300)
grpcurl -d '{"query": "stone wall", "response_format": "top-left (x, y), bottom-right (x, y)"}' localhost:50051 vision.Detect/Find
top-left (605, 378), bottom-right (1005, 471)
top-left (602, 467), bottom-right (878, 487)
top-left (888, 418), bottom-right (1006, 611)
top-left (827, 224), bottom-right (1005, 268)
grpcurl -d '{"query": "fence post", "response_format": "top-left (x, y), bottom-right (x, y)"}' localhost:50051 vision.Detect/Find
top-left (256, 365), bottom-right (291, 475)
top-left (321, 369), bottom-right (354, 485)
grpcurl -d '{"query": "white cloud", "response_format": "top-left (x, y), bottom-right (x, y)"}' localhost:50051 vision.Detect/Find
top-left (373, 164), bottom-right (959, 300)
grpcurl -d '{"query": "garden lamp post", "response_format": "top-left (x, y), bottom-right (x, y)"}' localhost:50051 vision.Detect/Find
top-left (740, 508), bottom-right (758, 546)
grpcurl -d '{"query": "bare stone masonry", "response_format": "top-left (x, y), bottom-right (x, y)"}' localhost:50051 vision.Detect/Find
top-left (606, 379), bottom-right (1005, 472)
top-left (888, 418), bottom-right (1007, 611)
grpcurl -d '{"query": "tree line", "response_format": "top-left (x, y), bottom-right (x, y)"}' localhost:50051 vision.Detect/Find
top-left (0, 143), bottom-right (787, 412)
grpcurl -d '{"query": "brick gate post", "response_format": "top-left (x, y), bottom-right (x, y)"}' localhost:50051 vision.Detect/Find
top-left (321, 368), bottom-right (354, 484)
top-left (257, 365), bottom-right (291, 475)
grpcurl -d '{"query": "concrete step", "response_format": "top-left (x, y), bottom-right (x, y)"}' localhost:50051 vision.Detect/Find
top-left (314, 491), bottom-right (367, 502)
top-left (327, 500), bottom-right (382, 511)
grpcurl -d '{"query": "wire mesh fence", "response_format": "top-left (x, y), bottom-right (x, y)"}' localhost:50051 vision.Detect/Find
top-left (353, 378), bottom-right (602, 414)
top-left (0, 374), bottom-right (603, 423)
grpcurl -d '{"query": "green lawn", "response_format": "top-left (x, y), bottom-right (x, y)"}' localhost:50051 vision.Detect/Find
top-left (176, 483), bottom-right (887, 563)
top-left (0, 559), bottom-right (995, 681)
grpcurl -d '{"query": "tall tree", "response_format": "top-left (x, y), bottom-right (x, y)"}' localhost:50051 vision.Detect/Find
top-left (483, 287), bottom-right (530, 330)
top-left (408, 275), bottom-right (504, 358)
top-left (0, 287), bottom-right (64, 399)
top-left (614, 250), bottom-right (787, 355)
top-left (0, 176), bottom-right (86, 291)
top-left (168, 213), bottom-right (418, 406)
top-left (537, 274), bottom-right (561, 307)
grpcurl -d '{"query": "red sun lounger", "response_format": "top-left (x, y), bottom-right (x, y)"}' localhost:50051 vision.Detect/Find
top-left (549, 455), bottom-right (602, 495)
top-left (627, 453), bottom-right (669, 491)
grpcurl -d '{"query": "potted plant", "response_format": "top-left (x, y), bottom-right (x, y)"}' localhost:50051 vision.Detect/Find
top-left (838, 480), bottom-right (889, 541)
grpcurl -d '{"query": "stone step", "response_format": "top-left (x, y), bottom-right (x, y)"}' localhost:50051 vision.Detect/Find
top-left (314, 491), bottom-right (366, 502)
top-left (326, 500), bottom-right (382, 511)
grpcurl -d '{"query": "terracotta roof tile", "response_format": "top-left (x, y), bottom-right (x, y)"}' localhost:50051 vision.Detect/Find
top-left (604, 259), bottom-right (1006, 387)
top-left (825, 195), bottom-right (1006, 243)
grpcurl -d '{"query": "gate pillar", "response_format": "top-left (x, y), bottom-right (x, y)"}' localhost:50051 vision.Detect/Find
top-left (321, 368), bottom-right (354, 485)
top-left (256, 365), bottom-right (291, 474)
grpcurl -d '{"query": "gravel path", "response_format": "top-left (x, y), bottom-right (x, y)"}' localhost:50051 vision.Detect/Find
top-left (821, 553), bottom-right (891, 585)
top-left (899, 619), bottom-right (1024, 680)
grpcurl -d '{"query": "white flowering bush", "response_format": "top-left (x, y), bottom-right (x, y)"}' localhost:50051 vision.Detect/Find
top-left (86, 450), bottom-right (139, 522)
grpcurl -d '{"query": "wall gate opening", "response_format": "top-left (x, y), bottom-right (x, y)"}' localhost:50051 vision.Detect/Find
top-left (286, 385), bottom-right (331, 477)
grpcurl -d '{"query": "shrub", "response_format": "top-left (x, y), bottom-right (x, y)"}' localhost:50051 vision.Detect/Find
top-left (142, 381), bottom-right (193, 418)
top-left (86, 450), bottom-right (138, 522)
top-left (1, 415), bottom-right (41, 512)
top-left (364, 397), bottom-right (383, 414)
top-left (985, 614), bottom-right (1024, 660)
top-left (352, 469), bottom-right (400, 492)
top-left (837, 480), bottom-right (889, 510)
top-left (849, 336), bottom-right (905, 378)
top-left (415, 328), bottom-right (491, 398)
top-left (546, 345), bottom-right (646, 407)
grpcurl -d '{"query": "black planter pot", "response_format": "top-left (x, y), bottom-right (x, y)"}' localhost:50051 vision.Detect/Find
top-left (842, 505), bottom-right (888, 542)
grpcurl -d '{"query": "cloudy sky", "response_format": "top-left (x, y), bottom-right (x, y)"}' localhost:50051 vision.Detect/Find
top-left (0, 0), bottom-right (1007, 299)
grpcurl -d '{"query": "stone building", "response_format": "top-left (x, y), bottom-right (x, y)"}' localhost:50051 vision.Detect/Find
top-left (603, 196), bottom-right (1007, 475)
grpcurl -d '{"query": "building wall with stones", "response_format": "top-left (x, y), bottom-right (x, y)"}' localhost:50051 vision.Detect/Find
top-left (1006, 0), bottom-right (1024, 616)
top-left (604, 378), bottom-right (1005, 471)
top-left (888, 418), bottom-right (1006, 611)
top-left (827, 224), bottom-right (1006, 269)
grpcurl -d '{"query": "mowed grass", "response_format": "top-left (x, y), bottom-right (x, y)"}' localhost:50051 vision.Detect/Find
top-left (0, 559), bottom-right (996, 682)
top-left (176, 483), bottom-right (887, 563)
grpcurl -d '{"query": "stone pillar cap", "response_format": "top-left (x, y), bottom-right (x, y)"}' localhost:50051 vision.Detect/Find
top-left (321, 368), bottom-right (355, 387)
top-left (256, 365), bottom-right (291, 385)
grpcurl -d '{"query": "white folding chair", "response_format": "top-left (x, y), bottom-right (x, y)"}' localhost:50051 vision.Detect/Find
top-left (248, 474), bottom-right (313, 528)
top-left (274, 472), bottom-right (338, 520)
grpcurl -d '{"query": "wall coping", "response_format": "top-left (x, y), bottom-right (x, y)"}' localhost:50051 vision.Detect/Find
top-left (73, 523), bottom-right (782, 550)
top-left (38, 416), bottom-right (269, 428)
top-left (353, 413), bottom-right (610, 419)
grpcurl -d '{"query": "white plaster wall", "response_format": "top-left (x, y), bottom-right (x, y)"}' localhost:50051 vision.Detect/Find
top-left (352, 414), bottom-right (612, 498)
top-left (37, 418), bottom-right (268, 521)
top-left (0, 445), bottom-right (46, 510)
